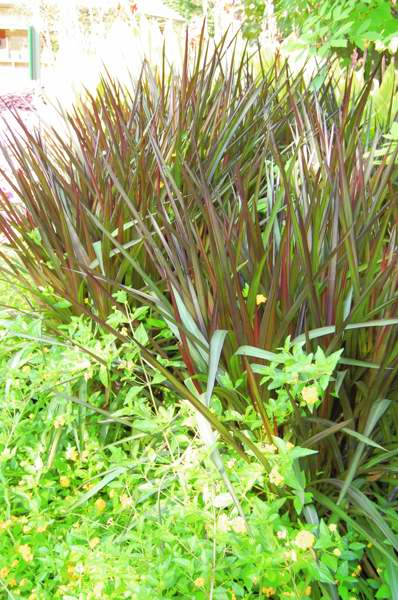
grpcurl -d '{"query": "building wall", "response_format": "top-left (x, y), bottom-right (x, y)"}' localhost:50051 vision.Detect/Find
top-left (0, 4), bottom-right (30, 84)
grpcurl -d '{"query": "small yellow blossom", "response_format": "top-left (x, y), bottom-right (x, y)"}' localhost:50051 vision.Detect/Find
top-left (22, 524), bottom-right (32, 533)
top-left (305, 587), bottom-right (312, 597)
top-left (95, 498), bottom-right (106, 512)
top-left (22, 365), bottom-right (31, 374)
top-left (328, 523), bottom-right (337, 533)
top-left (54, 415), bottom-right (66, 429)
top-left (1, 448), bottom-right (12, 460)
top-left (67, 564), bottom-right (76, 578)
top-left (8, 578), bottom-right (17, 587)
top-left (92, 583), bottom-right (104, 598)
top-left (60, 476), bottom-right (70, 488)
top-left (263, 443), bottom-right (277, 454)
top-left (231, 516), bottom-right (247, 534)
top-left (89, 537), bottom-right (100, 550)
top-left (261, 587), bottom-right (276, 597)
top-left (11, 560), bottom-right (18, 567)
top-left (19, 578), bottom-right (28, 587)
top-left (75, 563), bottom-right (85, 575)
top-left (256, 294), bottom-right (267, 306)
top-left (18, 544), bottom-right (33, 562)
top-left (120, 494), bottom-right (133, 509)
top-left (36, 523), bottom-right (48, 533)
top-left (217, 514), bottom-right (231, 533)
top-left (351, 565), bottom-right (362, 577)
top-left (286, 442), bottom-right (294, 450)
top-left (65, 446), bottom-right (78, 462)
top-left (194, 577), bottom-right (205, 588)
top-left (28, 594), bottom-right (37, 600)
top-left (301, 385), bottom-right (318, 406)
top-left (0, 520), bottom-right (11, 531)
top-left (277, 529), bottom-right (287, 539)
top-left (333, 548), bottom-right (341, 557)
top-left (0, 567), bottom-right (9, 578)
top-left (269, 466), bottom-right (284, 487)
top-left (367, 542), bottom-right (372, 548)
top-left (284, 549), bottom-right (297, 562)
top-left (295, 530), bottom-right (316, 550)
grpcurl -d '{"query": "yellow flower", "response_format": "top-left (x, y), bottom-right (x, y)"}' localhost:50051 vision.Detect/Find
top-left (65, 446), bottom-right (78, 462)
top-left (28, 594), bottom-right (37, 600)
top-left (36, 523), bottom-right (48, 533)
top-left (54, 415), bottom-right (66, 429)
top-left (60, 476), bottom-right (70, 488)
top-left (8, 578), bottom-right (17, 587)
top-left (328, 523), bottom-right (337, 533)
top-left (67, 563), bottom-right (76, 578)
top-left (75, 563), bottom-right (85, 575)
top-left (256, 294), bottom-right (267, 306)
top-left (18, 544), bottom-right (33, 562)
top-left (11, 560), bottom-right (18, 567)
top-left (22, 365), bottom-right (31, 374)
top-left (301, 385), bottom-right (318, 406)
top-left (261, 588), bottom-right (276, 597)
top-left (89, 537), bottom-right (100, 550)
top-left (351, 565), bottom-right (362, 577)
top-left (92, 583), bottom-right (104, 598)
top-left (19, 578), bottom-right (28, 587)
top-left (305, 587), bottom-right (312, 597)
top-left (284, 549), bottom-right (297, 562)
top-left (231, 516), bottom-right (247, 534)
top-left (276, 529), bottom-right (287, 539)
top-left (333, 548), bottom-right (341, 557)
top-left (269, 466), bottom-right (284, 487)
top-left (95, 498), bottom-right (106, 512)
top-left (0, 567), bottom-right (9, 578)
top-left (294, 530), bottom-right (316, 550)
top-left (120, 494), bottom-right (133, 509)
top-left (0, 520), bottom-right (11, 531)
top-left (217, 514), bottom-right (231, 533)
top-left (194, 577), bottom-right (205, 588)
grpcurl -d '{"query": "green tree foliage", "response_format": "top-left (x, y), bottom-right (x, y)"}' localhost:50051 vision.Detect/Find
top-left (275, 0), bottom-right (398, 59)
top-left (163, 0), bottom-right (202, 19)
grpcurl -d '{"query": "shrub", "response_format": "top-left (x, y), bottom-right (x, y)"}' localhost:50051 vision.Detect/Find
top-left (2, 39), bottom-right (398, 595)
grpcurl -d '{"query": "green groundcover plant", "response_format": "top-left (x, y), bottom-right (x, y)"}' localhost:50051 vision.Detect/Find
top-left (0, 306), bottom-right (394, 599)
